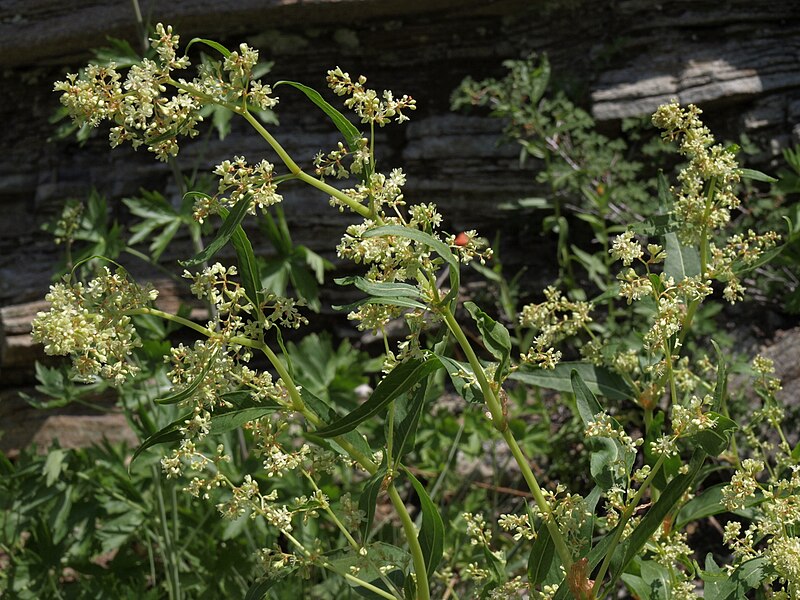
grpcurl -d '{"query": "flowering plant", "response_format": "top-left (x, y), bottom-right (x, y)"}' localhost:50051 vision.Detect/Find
top-left (35, 24), bottom-right (798, 598)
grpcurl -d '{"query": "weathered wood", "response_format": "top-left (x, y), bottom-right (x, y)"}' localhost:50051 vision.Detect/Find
top-left (0, 301), bottom-right (49, 386)
top-left (2, 0), bottom-right (800, 305)
top-left (0, 386), bottom-right (137, 458)
top-left (1, 0), bottom-right (800, 453)
top-left (0, 283), bottom-right (206, 386)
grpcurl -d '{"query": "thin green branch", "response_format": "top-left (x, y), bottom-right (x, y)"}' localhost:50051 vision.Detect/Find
top-left (439, 305), bottom-right (573, 572)
top-left (388, 484), bottom-right (430, 600)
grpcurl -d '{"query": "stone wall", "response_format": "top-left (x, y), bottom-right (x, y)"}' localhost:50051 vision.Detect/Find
top-left (1, 0), bottom-right (799, 452)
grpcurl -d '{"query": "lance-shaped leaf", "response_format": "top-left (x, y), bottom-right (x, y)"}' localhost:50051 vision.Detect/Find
top-left (130, 395), bottom-right (280, 470)
top-left (300, 388), bottom-right (373, 461)
top-left (572, 370), bottom-right (634, 489)
top-left (185, 37), bottom-right (231, 58)
top-left (551, 447), bottom-right (703, 600)
top-left (464, 301), bottom-right (511, 382)
top-left (326, 542), bottom-right (411, 596)
top-left (227, 206), bottom-right (264, 311)
top-left (314, 356), bottom-right (443, 438)
top-left (702, 555), bottom-right (770, 600)
top-left (358, 460), bottom-right (387, 543)
top-left (685, 412), bottom-right (737, 456)
top-left (274, 80), bottom-right (362, 151)
top-left (244, 578), bottom-right (276, 600)
top-left (528, 521), bottom-right (556, 587)
top-left (363, 225), bottom-right (461, 305)
top-left (333, 296), bottom-right (428, 312)
top-left (738, 168), bottom-right (778, 183)
top-left (391, 380), bottom-right (429, 464)
top-left (628, 213), bottom-right (680, 237)
top-left (335, 276), bottom-right (422, 299)
top-left (664, 230), bottom-right (700, 282)
top-left (402, 468), bottom-right (445, 579)
top-left (511, 361), bottom-right (634, 401)
top-left (180, 192), bottom-right (252, 267)
top-left (606, 449), bottom-right (706, 589)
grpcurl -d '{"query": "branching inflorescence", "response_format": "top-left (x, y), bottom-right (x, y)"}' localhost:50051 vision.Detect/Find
top-left (33, 24), bottom-right (798, 600)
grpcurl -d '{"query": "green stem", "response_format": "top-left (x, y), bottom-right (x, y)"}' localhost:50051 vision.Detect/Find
top-left (439, 305), bottom-right (573, 572)
top-left (249, 343), bottom-right (427, 599)
top-left (169, 79), bottom-right (373, 219)
top-left (302, 470), bottom-right (361, 551)
top-left (239, 110), bottom-right (372, 219)
top-left (281, 530), bottom-right (401, 600)
top-left (127, 307), bottom-right (214, 338)
top-left (680, 179), bottom-right (716, 344)
top-left (388, 484), bottom-right (430, 600)
top-left (592, 454), bottom-right (666, 598)
top-left (663, 339), bottom-right (678, 406)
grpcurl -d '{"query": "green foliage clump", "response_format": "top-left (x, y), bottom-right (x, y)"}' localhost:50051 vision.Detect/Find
top-left (11, 24), bottom-right (800, 600)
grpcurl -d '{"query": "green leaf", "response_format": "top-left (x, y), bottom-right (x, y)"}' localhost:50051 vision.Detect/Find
top-left (274, 80), bottom-right (361, 151)
top-left (664, 230), bottom-right (700, 282)
top-left (335, 276), bottom-right (421, 299)
top-left (607, 449), bottom-right (706, 589)
top-left (333, 296), bottom-right (428, 312)
top-left (571, 370), bottom-right (634, 489)
top-left (739, 168), bottom-right (778, 183)
top-left (403, 468), bottom-right (445, 579)
top-left (185, 37), bottom-right (231, 58)
top-left (155, 351), bottom-right (217, 405)
top-left (130, 396), bottom-right (280, 470)
top-left (180, 192), bottom-right (252, 267)
top-left (510, 361), bottom-right (634, 401)
top-left (710, 339), bottom-right (728, 412)
top-left (43, 448), bottom-right (66, 487)
top-left (225, 206), bottom-right (264, 311)
top-left (702, 555), bottom-right (770, 600)
top-left (621, 559), bottom-right (670, 600)
top-left (301, 388), bottom-right (373, 461)
top-left (391, 380), bottom-right (428, 464)
top-left (363, 225), bottom-right (460, 305)
top-left (359, 462), bottom-right (387, 542)
top-left (674, 484), bottom-right (728, 529)
top-left (244, 578), bottom-right (276, 600)
top-left (327, 542), bottom-right (411, 597)
top-left (314, 357), bottom-right (443, 438)
top-left (731, 242), bottom-right (786, 276)
top-left (122, 191), bottom-right (186, 260)
top-left (684, 412), bottom-right (737, 456)
top-left (464, 301), bottom-right (511, 381)
top-left (570, 369), bottom-right (603, 425)
top-left (528, 522), bottom-right (555, 587)
top-left (628, 213), bottom-right (680, 237)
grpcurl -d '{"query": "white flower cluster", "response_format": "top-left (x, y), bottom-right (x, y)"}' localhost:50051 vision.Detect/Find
top-left (652, 101), bottom-right (741, 245)
top-left (54, 24), bottom-right (277, 162)
top-left (31, 268), bottom-right (157, 385)
top-left (671, 394), bottom-right (718, 437)
top-left (327, 67), bottom-right (416, 126)
top-left (518, 286), bottom-right (592, 369)
top-left (198, 156), bottom-right (283, 220)
top-left (610, 231), bottom-right (643, 266)
top-left (585, 412), bottom-right (642, 455)
top-left (314, 138), bottom-right (371, 180)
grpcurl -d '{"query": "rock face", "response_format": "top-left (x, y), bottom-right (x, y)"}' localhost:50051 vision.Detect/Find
top-left (1, 0), bottom-right (799, 453)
